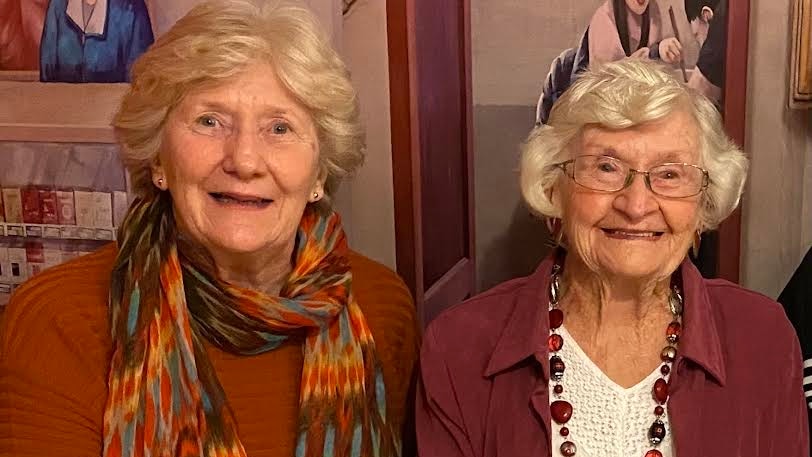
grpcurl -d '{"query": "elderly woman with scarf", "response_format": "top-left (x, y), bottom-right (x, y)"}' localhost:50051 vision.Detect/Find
top-left (0, 1), bottom-right (418, 456)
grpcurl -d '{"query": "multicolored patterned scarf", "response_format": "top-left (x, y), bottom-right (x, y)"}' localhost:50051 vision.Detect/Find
top-left (103, 191), bottom-right (398, 457)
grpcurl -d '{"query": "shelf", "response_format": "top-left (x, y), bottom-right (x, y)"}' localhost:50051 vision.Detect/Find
top-left (0, 81), bottom-right (128, 143)
top-left (0, 223), bottom-right (115, 241)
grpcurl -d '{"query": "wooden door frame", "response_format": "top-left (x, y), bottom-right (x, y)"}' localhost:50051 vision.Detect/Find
top-left (386, 0), bottom-right (476, 326)
top-left (718, 0), bottom-right (750, 283)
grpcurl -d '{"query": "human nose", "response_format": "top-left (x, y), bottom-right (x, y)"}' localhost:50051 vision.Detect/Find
top-left (222, 128), bottom-right (266, 179)
top-left (612, 171), bottom-right (658, 221)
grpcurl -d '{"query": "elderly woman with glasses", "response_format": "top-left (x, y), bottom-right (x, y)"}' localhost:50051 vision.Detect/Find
top-left (415, 59), bottom-right (808, 457)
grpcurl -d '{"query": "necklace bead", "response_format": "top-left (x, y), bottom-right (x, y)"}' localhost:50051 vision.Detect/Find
top-left (648, 419), bottom-right (667, 445)
top-left (550, 400), bottom-right (573, 424)
top-left (560, 441), bottom-right (577, 456)
top-left (550, 356), bottom-right (566, 381)
top-left (660, 346), bottom-right (677, 363)
top-left (550, 308), bottom-right (564, 329)
top-left (548, 334), bottom-right (564, 352)
top-left (652, 378), bottom-right (669, 404)
top-left (666, 322), bottom-right (682, 343)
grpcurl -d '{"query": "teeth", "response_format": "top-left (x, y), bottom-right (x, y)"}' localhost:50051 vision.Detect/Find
top-left (211, 193), bottom-right (270, 206)
top-left (607, 230), bottom-right (658, 237)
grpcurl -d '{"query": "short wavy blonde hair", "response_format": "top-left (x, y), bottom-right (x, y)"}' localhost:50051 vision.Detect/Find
top-left (114, 0), bottom-right (364, 210)
top-left (520, 59), bottom-right (748, 233)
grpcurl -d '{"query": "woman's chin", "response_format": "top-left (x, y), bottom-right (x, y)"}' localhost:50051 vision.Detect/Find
top-left (204, 231), bottom-right (280, 257)
top-left (591, 251), bottom-right (677, 280)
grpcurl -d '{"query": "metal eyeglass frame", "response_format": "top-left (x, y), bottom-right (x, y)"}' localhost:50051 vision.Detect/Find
top-left (554, 155), bottom-right (711, 198)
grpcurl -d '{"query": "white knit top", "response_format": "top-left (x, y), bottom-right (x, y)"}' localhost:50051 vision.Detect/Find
top-left (549, 326), bottom-right (676, 457)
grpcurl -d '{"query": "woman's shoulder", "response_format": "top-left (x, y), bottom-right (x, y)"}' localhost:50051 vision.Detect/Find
top-left (704, 277), bottom-right (787, 320)
top-left (1, 243), bottom-right (115, 351)
top-left (702, 277), bottom-right (797, 347)
top-left (347, 250), bottom-right (413, 318)
top-left (346, 250), bottom-right (418, 348)
top-left (422, 273), bottom-right (540, 362)
top-left (346, 251), bottom-right (418, 431)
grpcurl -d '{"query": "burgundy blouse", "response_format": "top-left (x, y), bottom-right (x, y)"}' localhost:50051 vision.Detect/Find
top-left (416, 256), bottom-right (808, 457)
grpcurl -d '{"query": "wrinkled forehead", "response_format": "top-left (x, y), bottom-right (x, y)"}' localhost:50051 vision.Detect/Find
top-left (575, 114), bottom-right (701, 166)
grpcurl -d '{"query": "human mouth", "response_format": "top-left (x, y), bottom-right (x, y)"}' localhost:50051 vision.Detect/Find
top-left (601, 228), bottom-right (664, 240)
top-left (209, 192), bottom-right (273, 208)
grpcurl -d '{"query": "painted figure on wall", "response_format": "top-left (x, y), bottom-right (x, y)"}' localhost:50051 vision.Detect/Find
top-left (686, 0), bottom-right (725, 103)
top-left (685, 0), bottom-right (719, 47)
top-left (0, 0), bottom-right (49, 70)
top-left (39, 0), bottom-right (154, 83)
top-left (588, 0), bottom-right (681, 65)
top-left (536, 0), bottom-right (714, 124)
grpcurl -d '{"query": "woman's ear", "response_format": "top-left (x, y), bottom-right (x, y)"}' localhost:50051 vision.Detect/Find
top-left (309, 176), bottom-right (325, 203)
top-left (549, 179), bottom-right (564, 217)
top-left (151, 160), bottom-right (167, 190)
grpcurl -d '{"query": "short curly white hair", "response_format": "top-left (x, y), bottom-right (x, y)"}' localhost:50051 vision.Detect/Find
top-left (520, 59), bottom-right (748, 233)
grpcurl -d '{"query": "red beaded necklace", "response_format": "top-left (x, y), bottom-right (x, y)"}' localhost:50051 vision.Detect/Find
top-left (547, 263), bottom-right (684, 457)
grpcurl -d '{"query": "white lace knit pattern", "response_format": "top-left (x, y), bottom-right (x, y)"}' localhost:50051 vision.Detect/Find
top-left (549, 326), bottom-right (676, 457)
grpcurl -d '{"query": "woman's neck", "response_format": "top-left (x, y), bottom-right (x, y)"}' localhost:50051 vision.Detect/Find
top-left (209, 244), bottom-right (294, 296)
top-left (558, 256), bottom-right (672, 329)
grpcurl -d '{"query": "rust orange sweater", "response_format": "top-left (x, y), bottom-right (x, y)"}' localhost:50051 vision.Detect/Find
top-left (0, 244), bottom-right (419, 456)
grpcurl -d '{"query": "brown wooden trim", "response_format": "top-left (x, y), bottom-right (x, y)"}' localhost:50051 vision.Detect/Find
top-left (461, 0), bottom-right (476, 287)
top-left (387, 0), bottom-right (424, 303)
top-left (718, 0), bottom-right (750, 283)
top-left (423, 258), bottom-right (474, 324)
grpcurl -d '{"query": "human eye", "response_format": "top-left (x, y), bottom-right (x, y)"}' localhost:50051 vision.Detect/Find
top-left (592, 156), bottom-right (622, 173)
top-left (652, 165), bottom-right (685, 180)
top-left (270, 120), bottom-right (291, 135)
top-left (195, 114), bottom-right (221, 128)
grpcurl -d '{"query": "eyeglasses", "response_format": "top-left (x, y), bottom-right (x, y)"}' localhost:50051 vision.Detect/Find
top-left (554, 155), bottom-right (710, 198)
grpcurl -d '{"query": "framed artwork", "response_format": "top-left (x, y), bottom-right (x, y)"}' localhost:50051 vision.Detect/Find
top-left (0, 0), bottom-right (339, 143)
top-left (533, 0), bottom-right (749, 282)
top-left (791, 0), bottom-right (812, 108)
top-left (0, 0), bottom-right (208, 143)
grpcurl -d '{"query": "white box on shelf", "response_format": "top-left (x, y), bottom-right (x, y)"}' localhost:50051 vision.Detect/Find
top-left (24, 224), bottom-right (43, 238)
top-left (5, 224), bottom-right (24, 237)
top-left (93, 192), bottom-right (113, 228)
top-left (7, 247), bottom-right (27, 283)
top-left (43, 225), bottom-right (61, 238)
top-left (2, 188), bottom-right (22, 223)
top-left (74, 191), bottom-right (95, 228)
top-left (0, 246), bottom-right (8, 282)
top-left (60, 225), bottom-right (79, 239)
